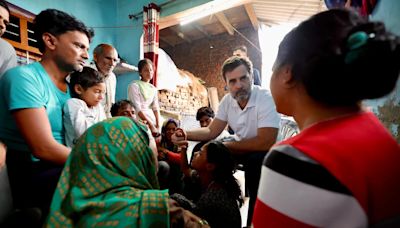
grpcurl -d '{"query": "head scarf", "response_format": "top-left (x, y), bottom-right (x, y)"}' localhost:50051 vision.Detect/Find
top-left (135, 80), bottom-right (156, 101)
top-left (46, 117), bottom-right (169, 227)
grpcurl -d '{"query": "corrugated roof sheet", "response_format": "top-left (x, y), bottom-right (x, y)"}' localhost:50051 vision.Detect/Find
top-left (252, 0), bottom-right (327, 25)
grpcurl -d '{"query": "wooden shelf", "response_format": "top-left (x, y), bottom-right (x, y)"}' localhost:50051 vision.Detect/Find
top-left (3, 2), bottom-right (41, 64)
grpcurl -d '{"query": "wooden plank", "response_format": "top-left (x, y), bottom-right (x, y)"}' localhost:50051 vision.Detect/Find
top-left (244, 4), bottom-right (259, 30)
top-left (215, 12), bottom-right (234, 35)
top-left (192, 23), bottom-right (210, 38)
top-left (19, 18), bottom-right (28, 47)
top-left (159, 0), bottom-right (253, 29)
top-left (3, 38), bottom-right (41, 55)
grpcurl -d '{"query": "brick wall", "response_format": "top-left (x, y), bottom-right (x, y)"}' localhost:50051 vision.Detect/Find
top-left (164, 27), bottom-right (261, 100)
top-left (158, 86), bottom-right (208, 115)
top-left (158, 69), bottom-right (209, 116)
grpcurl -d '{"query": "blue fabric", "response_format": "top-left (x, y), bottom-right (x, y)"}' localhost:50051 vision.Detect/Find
top-left (253, 68), bottom-right (261, 86)
top-left (0, 62), bottom-right (70, 152)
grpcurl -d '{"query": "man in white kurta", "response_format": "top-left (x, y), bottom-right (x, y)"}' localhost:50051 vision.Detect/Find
top-left (89, 44), bottom-right (118, 118)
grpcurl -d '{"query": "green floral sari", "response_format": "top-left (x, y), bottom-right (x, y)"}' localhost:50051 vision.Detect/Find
top-left (46, 117), bottom-right (169, 227)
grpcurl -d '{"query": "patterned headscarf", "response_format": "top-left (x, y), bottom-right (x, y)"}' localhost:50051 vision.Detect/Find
top-left (46, 117), bottom-right (169, 227)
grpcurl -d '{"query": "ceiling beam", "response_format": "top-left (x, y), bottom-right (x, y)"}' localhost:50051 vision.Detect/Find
top-left (159, 36), bottom-right (174, 47)
top-left (244, 4), bottom-right (259, 30)
top-left (215, 12), bottom-right (234, 35)
top-left (159, 0), bottom-right (252, 29)
top-left (192, 23), bottom-right (210, 38)
top-left (171, 27), bottom-right (192, 43)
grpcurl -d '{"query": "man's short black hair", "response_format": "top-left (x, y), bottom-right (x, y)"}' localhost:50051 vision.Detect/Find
top-left (34, 9), bottom-right (94, 53)
top-left (0, 0), bottom-right (10, 14)
top-left (221, 56), bottom-right (253, 81)
top-left (69, 66), bottom-right (104, 98)
top-left (111, 99), bottom-right (134, 117)
top-left (196, 106), bottom-right (215, 121)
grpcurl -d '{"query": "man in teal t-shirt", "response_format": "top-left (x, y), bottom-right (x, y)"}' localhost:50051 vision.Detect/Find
top-left (0, 9), bottom-right (93, 213)
top-left (0, 62), bottom-right (70, 153)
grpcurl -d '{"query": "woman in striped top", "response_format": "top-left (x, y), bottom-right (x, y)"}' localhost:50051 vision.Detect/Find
top-left (253, 9), bottom-right (400, 228)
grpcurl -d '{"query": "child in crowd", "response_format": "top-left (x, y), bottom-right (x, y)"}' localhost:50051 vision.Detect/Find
top-left (110, 99), bottom-right (136, 119)
top-left (172, 138), bottom-right (243, 228)
top-left (191, 106), bottom-right (233, 162)
top-left (64, 67), bottom-right (106, 148)
top-left (157, 119), bottom-right (183, 194)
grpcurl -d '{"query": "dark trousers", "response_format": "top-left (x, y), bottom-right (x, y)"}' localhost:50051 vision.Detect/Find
top-left (158, 160), bottom-right (183, 195)
top-left (236, 152), bottom-right (266, 226)
top-left (6, 149), bottom-right (63, 216)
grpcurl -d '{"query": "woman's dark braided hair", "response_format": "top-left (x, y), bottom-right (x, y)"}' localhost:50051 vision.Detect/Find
top-left (205, 141), bottom-right (243, 207)
top-left (274, 9), bottom-right (400, 106)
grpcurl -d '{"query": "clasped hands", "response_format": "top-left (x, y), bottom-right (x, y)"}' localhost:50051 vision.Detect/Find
top-left (171, 128), bottom-right (188, 149)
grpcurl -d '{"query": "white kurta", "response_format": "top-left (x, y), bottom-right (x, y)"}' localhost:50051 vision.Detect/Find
top-left (63, 98), bottom-right (106, 148)
top-left (127, 81), bottom-right (159, 125)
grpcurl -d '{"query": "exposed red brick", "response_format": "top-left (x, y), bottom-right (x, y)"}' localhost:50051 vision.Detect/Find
top-left (164, 27), bottom-right (261, 100)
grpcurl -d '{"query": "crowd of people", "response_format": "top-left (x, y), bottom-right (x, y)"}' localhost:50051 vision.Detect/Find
top-left (0, 1), bottom-right (399, 227)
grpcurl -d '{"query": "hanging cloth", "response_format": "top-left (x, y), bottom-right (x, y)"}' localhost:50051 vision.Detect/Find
top-left (143, 3), bottom-right (160, 87)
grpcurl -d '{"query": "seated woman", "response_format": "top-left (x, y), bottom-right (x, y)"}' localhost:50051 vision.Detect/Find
top-left (128, 59), bottom-right (160, 135)
top-left (46, 117), bottom-right (209, 227)
top-left (158, 119), bottom-right (184, 194)
top-left (253, 9), bottom-right (400, 227)
top-left (172, 139), bottom-right (243, 228)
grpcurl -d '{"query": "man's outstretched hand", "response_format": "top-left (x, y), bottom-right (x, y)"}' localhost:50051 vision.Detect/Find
top-left (171, 128), bottom-right (188, 147)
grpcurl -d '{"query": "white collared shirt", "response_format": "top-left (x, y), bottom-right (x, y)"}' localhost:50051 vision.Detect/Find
top-left (216, 86), bottom-right (280, 140)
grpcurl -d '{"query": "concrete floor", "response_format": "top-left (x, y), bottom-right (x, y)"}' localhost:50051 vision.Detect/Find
top-left (234, 170), bottom-right (249, 226)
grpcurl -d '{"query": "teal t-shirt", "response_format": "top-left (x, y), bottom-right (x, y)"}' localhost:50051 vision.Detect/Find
top-left (0, 62), bottom-right (70, 152)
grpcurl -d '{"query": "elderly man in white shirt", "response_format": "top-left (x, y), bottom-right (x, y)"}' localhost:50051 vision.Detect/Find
top-left (174, 56), bottom-right (280, 226)
top-left (89, 43), bottom-right (118, 118)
